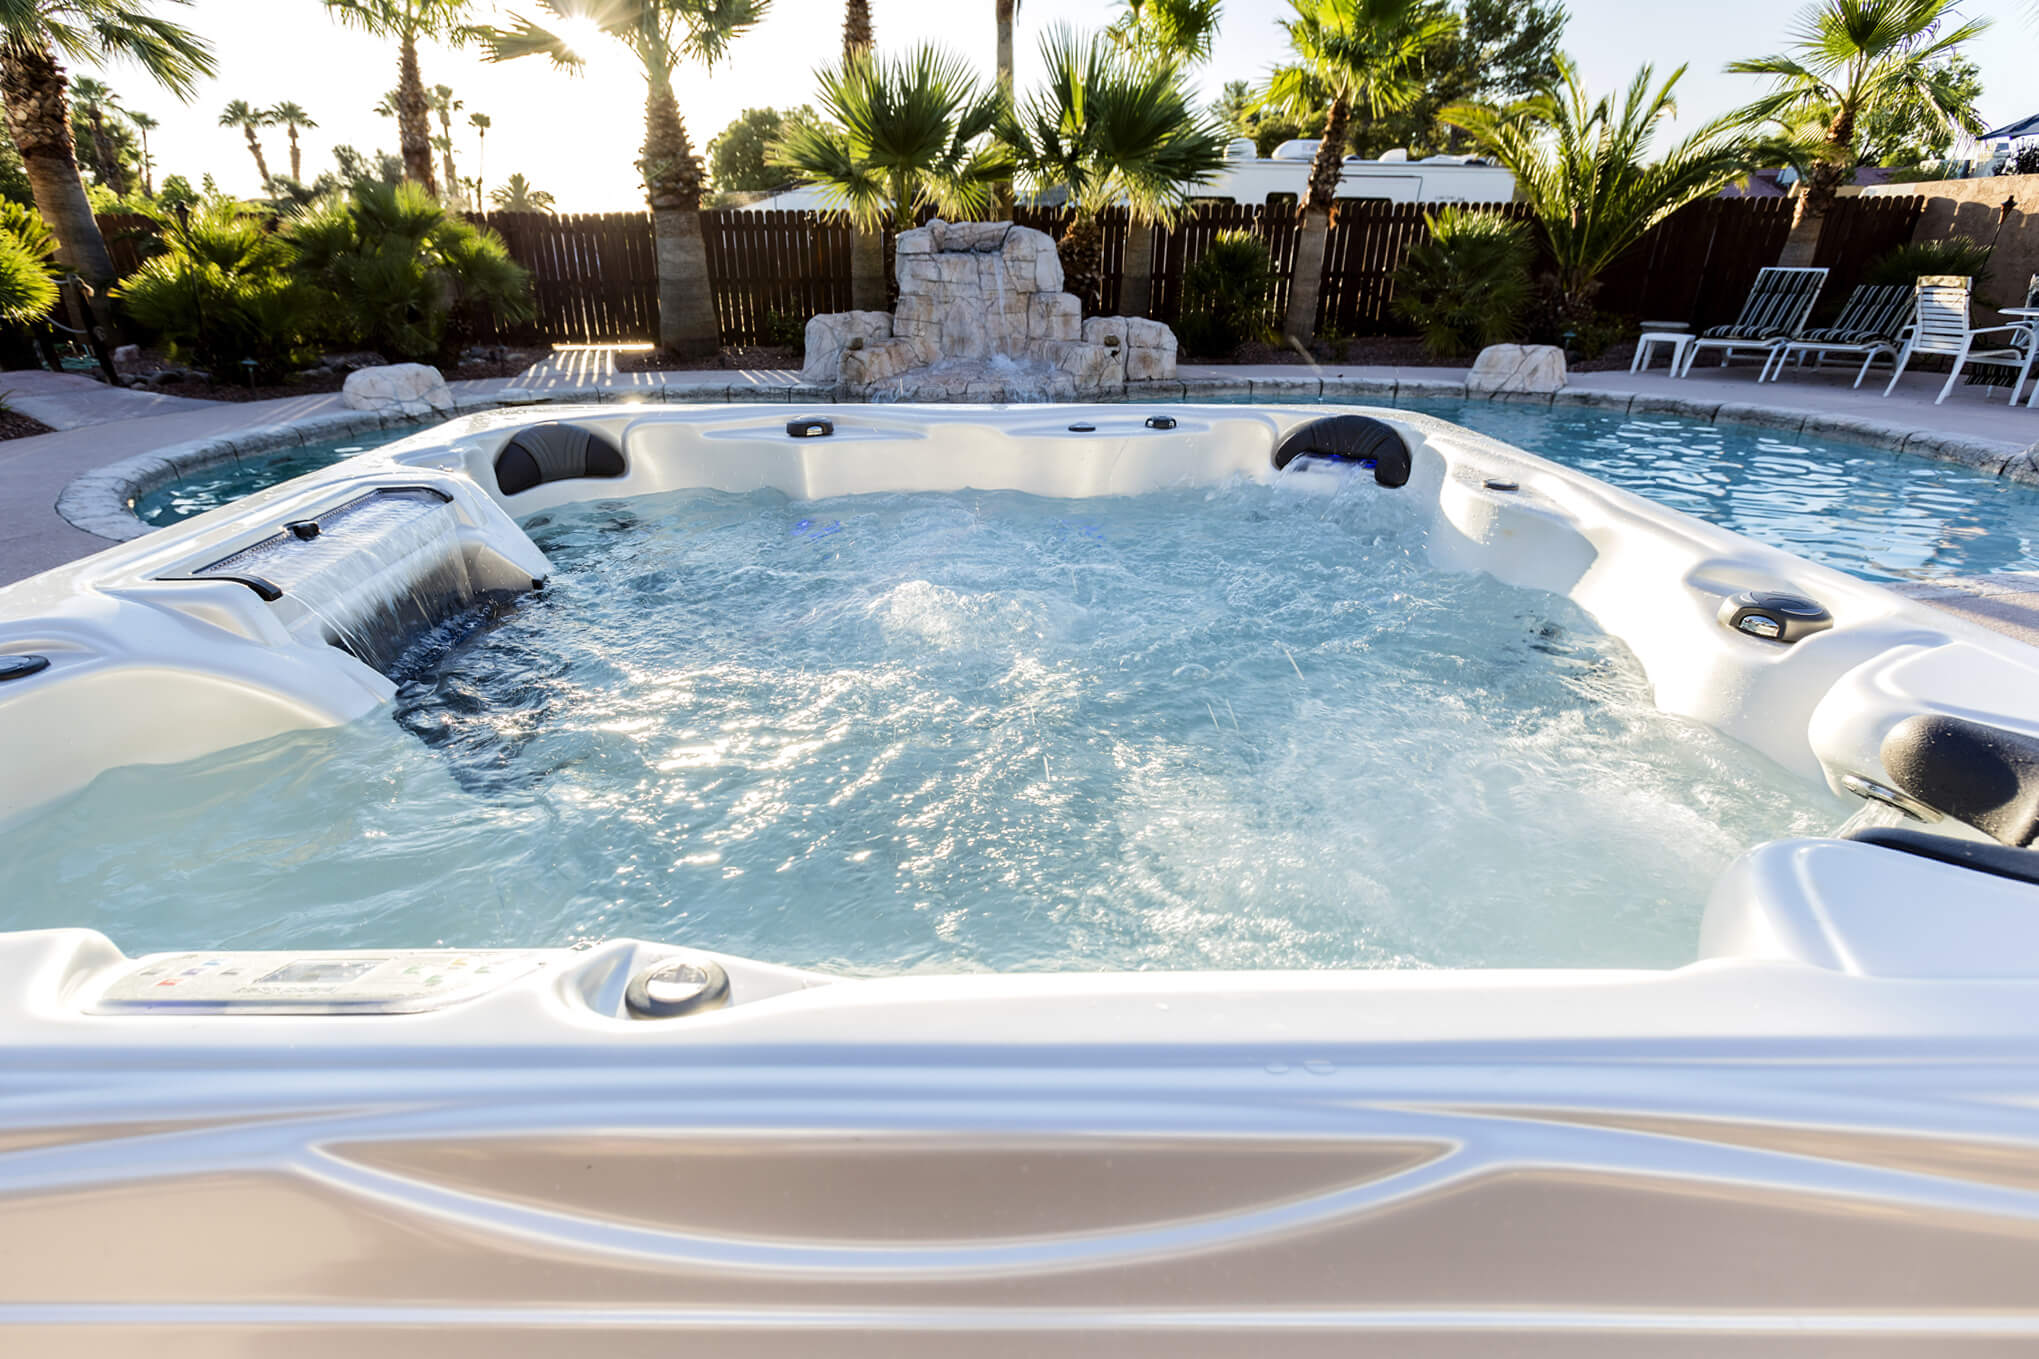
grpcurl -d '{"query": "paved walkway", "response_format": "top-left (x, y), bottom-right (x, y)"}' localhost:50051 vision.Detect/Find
top-left (1, 367), bottom-right (223, 430)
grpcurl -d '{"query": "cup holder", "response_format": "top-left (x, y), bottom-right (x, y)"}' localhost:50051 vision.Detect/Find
top-left (623, 953), bottom-right (731, 1019)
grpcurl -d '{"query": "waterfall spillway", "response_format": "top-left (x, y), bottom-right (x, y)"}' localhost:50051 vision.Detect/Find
top-left (194, 488), bottom-right (496, 674)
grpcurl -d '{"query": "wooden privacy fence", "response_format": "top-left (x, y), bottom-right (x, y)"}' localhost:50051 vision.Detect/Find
top-left (85, 195), bottom-right (1929, 348)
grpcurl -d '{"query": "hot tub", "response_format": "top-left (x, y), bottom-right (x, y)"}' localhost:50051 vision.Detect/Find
top-left (2, 402), bottom-right (2038, 1352)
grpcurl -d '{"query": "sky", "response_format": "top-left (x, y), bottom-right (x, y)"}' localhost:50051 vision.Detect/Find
top-left (79, 0), bottom-right (2039, 213)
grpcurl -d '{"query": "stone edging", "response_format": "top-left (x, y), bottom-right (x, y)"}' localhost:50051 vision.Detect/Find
top-left (57, 375), bottom-right (2039, 543)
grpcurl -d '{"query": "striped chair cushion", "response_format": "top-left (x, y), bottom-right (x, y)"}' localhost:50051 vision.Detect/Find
top-left (1702, 322), bottom-right (1798, 340)
top-left (1796, 285), bottom-right (1914, 346)
top-left (1699, 268), bottom-right (1829, 343)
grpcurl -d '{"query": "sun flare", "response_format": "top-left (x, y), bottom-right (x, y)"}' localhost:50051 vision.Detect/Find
top-left (547, 13), bottom-right (613, 66)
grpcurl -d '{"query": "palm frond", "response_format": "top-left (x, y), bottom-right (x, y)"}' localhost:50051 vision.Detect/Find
top-left (1004, 26), bottom-right (1227, 223)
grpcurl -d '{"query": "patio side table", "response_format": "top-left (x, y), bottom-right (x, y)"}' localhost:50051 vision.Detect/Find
top-left (1631, 323), bottom-right (1695, 377)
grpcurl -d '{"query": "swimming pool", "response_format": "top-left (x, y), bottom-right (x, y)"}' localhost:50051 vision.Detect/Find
top-left (132, 430), bottom-right (413, 526)
top-left (130, 398), bottom-right (2039, 583)
top-left (1402, 399), bottom-right (2039, 583)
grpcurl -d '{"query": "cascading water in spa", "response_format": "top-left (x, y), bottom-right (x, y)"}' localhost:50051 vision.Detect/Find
top-left (0, 473), bottom-right (1847, 971)
top-left (190, 488), bottom-right (521, 675)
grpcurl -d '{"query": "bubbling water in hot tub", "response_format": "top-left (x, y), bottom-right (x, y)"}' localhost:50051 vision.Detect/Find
top-left (0, 475), bottom-right (1846, 970)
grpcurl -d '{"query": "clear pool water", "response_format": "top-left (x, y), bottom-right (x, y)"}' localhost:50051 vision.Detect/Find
top-left (1398, 399), bottom-right (2039, 583)
top-left (132, 400), bottom-right (2039, 584)
top-left (4, 481), bottom-right (1841, 971)
top-left (132, 428), bottom-right (414, 526)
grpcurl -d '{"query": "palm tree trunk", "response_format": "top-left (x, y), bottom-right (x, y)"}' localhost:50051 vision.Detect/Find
top-left (641, 74), bottom-right (718, 357)
top-left (287, 124), bottom-right (302, 183)
top-left (850, 226), bottom-right (885, 309)
top-left (139, 129), bottom-right (152, 196)
top-left (994, 0), bottom-right (1015, 216)
top-left (1059, 211), bottom-right (1105, 315)
top-left (0, 41), bottom-right (118, 330)
top-left (1779, 157), bottom-right (1848, 268)
top-left (1121, 217), bottom-right (1154, 317)
top-left (1780, 113), bottom-right (1855, 269)
top-left (397, 34), bottom-right (437, 193)
top-left (88, 113), bottom-right (129, 199)
top-left (843, 0), bottom-right (873, 57)
top-left (242, 126), bottom-right (272, 188)
top-left (1282, 97), bottom-right (1349, 344)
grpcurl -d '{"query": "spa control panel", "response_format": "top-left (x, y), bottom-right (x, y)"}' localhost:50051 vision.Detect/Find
top-left (88, 950), bottom-right (551, 1015)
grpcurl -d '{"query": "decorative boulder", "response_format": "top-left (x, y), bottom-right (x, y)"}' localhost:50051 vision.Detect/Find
top-left (1083, 316), bottom-right (1177, 383)
top-left (799, 310), bottom-right (895, 385)
top-left (1466, 343), bottom-right (1566, 396)
top-left (342, 362), bottom-right (455, 415)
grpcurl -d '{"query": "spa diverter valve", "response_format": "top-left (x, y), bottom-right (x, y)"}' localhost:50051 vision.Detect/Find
top-left (624, 954), bottom-right (731, 1019)
top-left (1718, 590), bottom-right (1833, 644)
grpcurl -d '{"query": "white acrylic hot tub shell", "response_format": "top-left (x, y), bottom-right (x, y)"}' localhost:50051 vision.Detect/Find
top-left (3, 403), bottom-right (2039, 1352)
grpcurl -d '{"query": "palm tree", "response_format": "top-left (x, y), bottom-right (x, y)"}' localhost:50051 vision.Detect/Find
top-left (777, 47), bottom-right (1003, 311)
top-left (1728, 0), bottom-right (1989, 267)
top-left (994, 0), bottom-right (1016, 212)
top-left (486, 0), bottom-right (769, 358)
top-left (0, 0), bottom-right (213, 324)
top-left (430, 134), bottom-right (460, 205)
top-left (219, 99), bottom-right (275, 189)
top-left (1444, 59), bottom-right (1780, 325)
top-left (1263, 0), bottom-right (1457, 343)
top-left (323, 1), bottom-right (476, 194)
top-left (1004, 28), bottom-right (1227, 313)
top-left (468, 109), bottom-right (491, 198)
top-left (70, 77), bottom-right (131, 198)
top-left (843, 0), bottom-right (872, 57)
top-left (490, 171), bottom-right (556, 211)
top-left (127, 109), bottom-right (158, 195)
top-left (429, 83), bottom-right (462, 196)
top-left (269, 101), bottom-right (317, 184)
top-left (1107, 0), bottom-right (1224, 62)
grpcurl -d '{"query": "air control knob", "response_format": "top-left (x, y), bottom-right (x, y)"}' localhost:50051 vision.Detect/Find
top-left (1717, 590), bottom-right (1833, 644)
top-left (623, 954), bottom-right (731, 1019)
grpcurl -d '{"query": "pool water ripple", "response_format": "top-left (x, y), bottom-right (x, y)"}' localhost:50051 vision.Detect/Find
top-left (3, 482), bottom-right (1843, 971)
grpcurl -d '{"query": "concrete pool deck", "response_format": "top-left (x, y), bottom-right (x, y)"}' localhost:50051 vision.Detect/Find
top-left (3, 353), bottom-right (2037, 599)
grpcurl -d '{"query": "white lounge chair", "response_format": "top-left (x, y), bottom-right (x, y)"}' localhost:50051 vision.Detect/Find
top-left (1760, 283), bottom-right (1915, 386)
top-left (1679, 266), bottom-right (1829, 377)
top-left (1882, 275), bottom-right (2038, 405)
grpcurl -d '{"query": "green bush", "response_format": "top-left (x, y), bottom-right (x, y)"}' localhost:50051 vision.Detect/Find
top-left (285, 180), bottom-right (534, 363)
top-left (1175, 230), bottom-right (1273, 357)
top-left (1392, 208), bottom-right (1533, 358)
top-left (0, 201), bottom-right (57, 325)
top-left (113, 197), bottom-right (320, 382)
top-left (1865, 238), bottom-right (1993, 287)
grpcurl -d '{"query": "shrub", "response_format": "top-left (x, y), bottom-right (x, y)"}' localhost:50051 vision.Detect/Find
top-left (0, 201), bottom-right (57, 325)
top-left (113, 197), bottom-right (320, 382)
top-left (1865, 238), bottom-right (1992, 287)
top-left (761, 308), bottom-right (805, 348)
top-left (0, 230), bottom-right (55, 326)
top-left (284, 180), bottom-right (534, 363)
top-left (1392, 208), bottom-right (1533, 358)
top-left (1175, 230), bottom-right (1273, 357)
